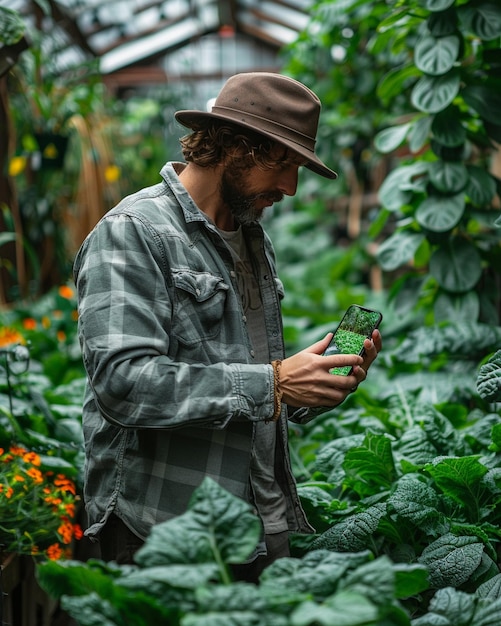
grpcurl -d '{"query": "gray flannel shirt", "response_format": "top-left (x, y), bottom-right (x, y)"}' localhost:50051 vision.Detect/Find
top-left (74, 162), bottom-right (314, 541)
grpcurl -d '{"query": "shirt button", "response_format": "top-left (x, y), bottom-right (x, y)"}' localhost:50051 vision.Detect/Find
top-left (242, 315), bottom-right (247, 323)
top-left (230, 270), bottom-right (236, 278)
top-left (250, 350), bottom-right (255, 357)
top-left (263, 274), bottom-right (269, 280)
top-left (196, 288), bottom-right (201, 296)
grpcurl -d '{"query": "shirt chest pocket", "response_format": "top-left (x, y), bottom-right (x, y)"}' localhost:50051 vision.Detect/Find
top-left (171, 269), bottom-right (229, 345)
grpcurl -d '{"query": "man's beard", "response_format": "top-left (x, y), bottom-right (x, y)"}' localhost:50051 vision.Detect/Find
top-left (220, 168), bottom-right (283, 226)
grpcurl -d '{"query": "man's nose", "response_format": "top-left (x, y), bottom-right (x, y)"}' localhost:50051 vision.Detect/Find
top-left (277, 166), bottom-right (300, 196)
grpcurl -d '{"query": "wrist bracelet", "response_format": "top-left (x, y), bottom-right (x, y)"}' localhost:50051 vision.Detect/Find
top-left (270, 359), bottom-right (283, 422)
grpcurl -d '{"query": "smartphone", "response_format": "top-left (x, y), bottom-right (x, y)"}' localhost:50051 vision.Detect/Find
top-left (323, 304), bottom-right (383, 375)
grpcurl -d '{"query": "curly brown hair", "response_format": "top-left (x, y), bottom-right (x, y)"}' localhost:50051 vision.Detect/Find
top-left (179, 121), bottom-right (299, 171)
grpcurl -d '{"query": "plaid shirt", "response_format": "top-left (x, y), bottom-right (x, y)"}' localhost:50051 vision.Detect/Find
top-left (74, 162), bottom-right (314, 541)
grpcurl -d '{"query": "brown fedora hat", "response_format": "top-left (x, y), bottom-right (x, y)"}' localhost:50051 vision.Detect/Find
top-left (175, 72), bottom-right (337, 180)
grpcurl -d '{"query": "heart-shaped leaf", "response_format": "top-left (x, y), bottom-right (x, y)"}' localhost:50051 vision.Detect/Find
top-left (377, 231), bottom-right (426, 271)
top-left (415, 34), bottom-right (460, 75)
top-left (431, 107), bottom-right (466, 147)
top-left (429, 237), bottom-right (482, 292)
top-left (465, 165), bottom-right (497, 206)
top-left (378, 162), bottom-right (430, 210)
top-left (411, 71), bottom-right (460, 113)
top-left (463, 85), bottom-right (501, 125)
top-left (416, 193), bottom-right (465, 231)
top-left (429, 161), bottom-right (468, 193)
top-left (374, 123), bottom-right (411, 153)
top-left (459, 3), bottom-right (501, 41)
top-left (434, 290), bottom-right (480, 323)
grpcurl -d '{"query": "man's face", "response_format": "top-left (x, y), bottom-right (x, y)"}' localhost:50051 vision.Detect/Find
top-left (220, 147), bottom-right (305, 225)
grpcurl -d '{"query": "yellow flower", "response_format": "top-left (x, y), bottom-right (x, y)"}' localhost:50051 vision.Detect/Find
top-left (104, 164), bottom-right (121, 183)
top-left (8, 156), bottom-right (26, 177)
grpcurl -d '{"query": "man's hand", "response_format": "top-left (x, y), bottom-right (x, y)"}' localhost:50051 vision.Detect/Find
top-left (280, 330), bottom-right (382, 408)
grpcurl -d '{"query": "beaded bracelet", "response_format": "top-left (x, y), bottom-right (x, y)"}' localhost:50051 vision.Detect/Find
top-left (270, 359), bottom-right (283, 422)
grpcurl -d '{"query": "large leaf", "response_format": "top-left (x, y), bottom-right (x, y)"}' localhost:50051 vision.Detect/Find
top-left (290, 592), bottom-right (378, 626)
top-left (434, 290), bottom-right (480, 323)
top-left (431, 107), bottom-right (466, 147)
top-left (428, 7), bottom-right (459, 36)
top-left (416, 193), bottom-right (465, 232)
top-left (377, 231), bottom-right (426, 271)
top-left (390, 322), bottom-right (501, 363)
top-left (459, 3), bottom-right (501, 41)
top-left (374, 123), bottom-right (411, 154)
top-left (465, 165), bottom-right (497, 206)
top-left (134, 477), bottom-right (261, 568)
top-left (411, 71), bottom-right (460, 113)
top-left (310, 505), bottom-right (386, 552)
top-left (476, 349), bottom-right (501, 402)
top-left (409, 115), bottom-right (433, 153)
top-left (418, 533), bottom-right (485, 588)
top-left (343, 432), bottom-right (397, 496)
top-left (388, 474), bottom-right (441, 528)
top-left (415, 34), bottom-right (460, 76)
top-left (378, 162), bottom-right (430, 210)
top-left (414, 587), bottom-right (501, 625)
top-left (428, 161), bottom-right (468, 193)
top-left (429, 237), bottom-right (482, 292)
top-left (425, 455), bottom-right (488, 511)
top-left (377, 65), bottom-right (421, 105)
top-left (463, 85), bottom-right (501, 125)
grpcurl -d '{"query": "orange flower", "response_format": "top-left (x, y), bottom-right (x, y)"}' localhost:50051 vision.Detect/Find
top-left (54, 475), bottom-right (76, 495)
top-left (0, 327), bottom-right (25, 348)
top-left (64, 503), bottom-right (76, 517)
top-left (71, 310), bottom-right (79, 321)
top-left (14, 474), bottom-right (25, 482)
top-left (57, 519), bottom-right (74, 544)
top-left (10, 446), bottom-right (27, 456)
top-left (42, 316), bottom-right (51, 329)
top-left (5, 486), bottom-right (14, 499)
top-left (73, 524), bottom-right (83, 540)
top-left (23, 451), bottom-right (41, 466)
top-left (46, 543), bottom-right (63, 560)
top-left (57, 330), bottom-right (66, 342)
top-left (58, 285), bottom-right (75, 299)
top-left (26, 467), bottom-right (43, 484)
top-left (22, 318), bottom-right (37, 330)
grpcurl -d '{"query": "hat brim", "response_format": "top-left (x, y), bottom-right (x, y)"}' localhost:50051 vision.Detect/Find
top-left (175, 110), bottom-right (338, 180)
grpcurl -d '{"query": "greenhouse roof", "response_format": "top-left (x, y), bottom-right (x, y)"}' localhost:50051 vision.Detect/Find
top-left (4, 0), bottom-right (312, 85)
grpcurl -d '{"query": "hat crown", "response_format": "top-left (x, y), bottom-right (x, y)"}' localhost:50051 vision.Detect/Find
top-left (211, 73), bottom-right (320, 150)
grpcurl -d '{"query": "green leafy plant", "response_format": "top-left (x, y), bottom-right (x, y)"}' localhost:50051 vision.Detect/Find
top-left (37, 477), bottom-right (430, 626)
top-left (0, 284), bottom-right (85, 481)
top-left (477, 349), bottom-right (501, 402)
top-left (372, 0), bottom-right (501, 324)
top-left (0, 443), bottom-right (82, 560)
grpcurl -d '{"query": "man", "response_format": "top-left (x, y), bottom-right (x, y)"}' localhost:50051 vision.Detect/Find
top-left (74, 72), bottom-right (382, 580)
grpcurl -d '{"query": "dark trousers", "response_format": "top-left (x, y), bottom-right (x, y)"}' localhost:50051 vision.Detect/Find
top-left (98, 513), bottom-right (289, 583)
